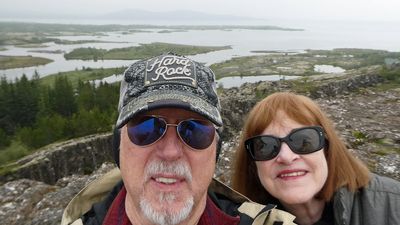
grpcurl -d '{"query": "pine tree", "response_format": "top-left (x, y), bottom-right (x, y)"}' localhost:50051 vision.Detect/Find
top-left (50, 76), bottom-right (77, 117)
top-left (76, 80), bottom-right (96, 111)
top-left (0, 77), bottom-right (13, 134)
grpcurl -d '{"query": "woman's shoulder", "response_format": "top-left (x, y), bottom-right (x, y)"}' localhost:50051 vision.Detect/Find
top-left (333, 174), bottom-right (400, 225)
top-left (365, 173), bottom-right (400, 195)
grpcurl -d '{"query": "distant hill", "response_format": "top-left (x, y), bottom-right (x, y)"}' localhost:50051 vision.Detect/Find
top-left (101, 9), bottom-right (262, 22)
top-left (0, 8), bottom-right (267, 24)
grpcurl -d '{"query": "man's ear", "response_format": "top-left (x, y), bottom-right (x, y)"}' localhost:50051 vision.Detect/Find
top-left (112, 128), bottom-right (120, 168)
top-left (216, 130), bottom-right (223, 162)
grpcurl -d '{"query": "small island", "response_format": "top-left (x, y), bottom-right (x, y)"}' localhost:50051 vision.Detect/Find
top-left (64, 42), bottom-right (232, 60)
top-left (0, 55), bottom-right (53, 70)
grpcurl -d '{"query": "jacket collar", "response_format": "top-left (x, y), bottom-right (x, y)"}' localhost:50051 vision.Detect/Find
top-left (61, 167), bottom-right (250, 225)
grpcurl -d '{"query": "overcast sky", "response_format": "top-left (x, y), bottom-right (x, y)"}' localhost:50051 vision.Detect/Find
top-left (2, 0), bottom-right (400, 22)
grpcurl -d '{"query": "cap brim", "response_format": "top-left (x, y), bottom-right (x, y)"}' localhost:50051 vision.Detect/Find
top-left (116, 91), bottom-right (222, 129)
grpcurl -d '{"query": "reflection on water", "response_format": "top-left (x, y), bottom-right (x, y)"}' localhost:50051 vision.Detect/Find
top-left (93, 74), bottom-right (300, 89)
top-left (314, 65), bottom-right (345, 73)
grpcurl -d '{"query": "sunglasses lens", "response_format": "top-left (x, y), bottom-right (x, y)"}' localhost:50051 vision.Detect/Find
top-left (288, 128), bottom-right (322, 154)
top-left (127, 117), bottom-right (166, 146)
top-left (245, 126), bottom-right (325, 161)
top-left (178, 120), bottom-right (215, 149)
top-left (127, 116), bottom-right (215, 150)
top-left (246, 136), bottom-right (280, 161)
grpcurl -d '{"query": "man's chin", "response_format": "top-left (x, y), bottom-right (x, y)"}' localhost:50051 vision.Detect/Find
top-left (140, 193), bottom-right (194, 225)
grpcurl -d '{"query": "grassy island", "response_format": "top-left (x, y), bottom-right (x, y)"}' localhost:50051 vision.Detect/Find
top-left (0, 55), bottom-right (53, 70)
top-left (64, 42), bottom-right (231, 60)
top-left (40, 67), bottom-right (126, 87)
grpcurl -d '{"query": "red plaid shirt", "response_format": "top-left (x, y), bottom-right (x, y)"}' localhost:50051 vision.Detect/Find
top-left (103, 186), bottom-right (240, 225)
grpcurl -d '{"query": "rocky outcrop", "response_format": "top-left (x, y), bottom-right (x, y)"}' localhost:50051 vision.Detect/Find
top-left (0, 163), bottom-right (116, 225)
top-left (0, 133), bottom-right (113, 185)
top-left (310, 72), bottom-right (384, 98)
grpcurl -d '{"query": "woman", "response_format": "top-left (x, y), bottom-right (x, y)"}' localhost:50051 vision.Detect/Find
top-left (232, 92), bottom-right (400, 225)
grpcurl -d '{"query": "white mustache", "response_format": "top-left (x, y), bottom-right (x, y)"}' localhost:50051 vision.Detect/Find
top-left (145, 161), bottom-right (193, 182)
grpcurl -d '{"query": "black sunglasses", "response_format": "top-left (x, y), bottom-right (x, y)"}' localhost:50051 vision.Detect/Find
top-left (245, 126), bottom-right (326, 161)
top-left (127, 116), bottom-right (217, 150)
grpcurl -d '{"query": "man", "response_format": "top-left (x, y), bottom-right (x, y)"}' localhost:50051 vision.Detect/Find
top-left (61, 53), bottom-right (295, 225)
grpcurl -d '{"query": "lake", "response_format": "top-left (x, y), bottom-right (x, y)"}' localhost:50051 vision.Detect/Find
top-left (1, 19), bottom-right (400, 84)
top-left (217, 75), bottom-right (301, 88)
top-left (91, 73), bottom-right (301, 88)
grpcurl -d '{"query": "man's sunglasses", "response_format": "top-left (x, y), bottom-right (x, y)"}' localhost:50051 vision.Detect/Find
top-left (245, 126), bottom-right (326, 161)
top-left (127, 116), bottom-right (217, 150)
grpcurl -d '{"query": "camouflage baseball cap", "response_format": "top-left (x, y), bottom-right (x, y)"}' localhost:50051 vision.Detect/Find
top-left (116, 52), bottom-right (223, 128)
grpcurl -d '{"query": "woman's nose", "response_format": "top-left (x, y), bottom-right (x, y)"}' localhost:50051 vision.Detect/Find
top-left (275, 142), bottom-right (299, 164)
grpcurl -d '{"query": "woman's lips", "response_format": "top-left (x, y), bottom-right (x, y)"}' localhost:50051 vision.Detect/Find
top-left (277, 170), bottom-right (307, 179)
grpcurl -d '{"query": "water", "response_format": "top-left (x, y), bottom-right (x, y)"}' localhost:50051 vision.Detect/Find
top-left (217, 75), bottom-right (300, 88)
top-left (1, 19), bottom-right (400, 81)
top-left (92, 73), bottom-right (300, 88)
top-left (314, 65), bottom-right (345, 73)
top-left (92, 74), bottom-right (124, 86)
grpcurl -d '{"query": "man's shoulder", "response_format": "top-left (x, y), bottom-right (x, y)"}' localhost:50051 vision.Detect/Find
top-left (61, 168), bottom-right (122, 225)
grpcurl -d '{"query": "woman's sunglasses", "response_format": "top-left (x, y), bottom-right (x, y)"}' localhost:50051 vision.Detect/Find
top-left (245, 126), bottom-right (326, 161)
top-left (127, 116), bottom-right (217, 150)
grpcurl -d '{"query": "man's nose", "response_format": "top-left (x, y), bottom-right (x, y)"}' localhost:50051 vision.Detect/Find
top-left (155, 126), bottom-right (184, 160)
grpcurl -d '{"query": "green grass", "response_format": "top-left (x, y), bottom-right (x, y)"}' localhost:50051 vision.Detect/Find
top-left (367, 67), bottom-right (400, 91)
top-left (16, 43), bottom-right (48, 48)
top-left (371, 138), bottom-right (400, 155)
top-left (380, 67), bottom-right (400, 82)
top-left (0, 141), bottom-right (30, 166)
top-left (54, 39), bottom-right (120, 45)
top-left (352, 130), bottom-right (367, 139)
top-left (157, 29), bottom-right (188, 34)
top-left (371, 145), bottom-right (400, 156)
top-left (371, 82), bottom-right (400, 92)
top-left (286, 77), bottom-right (318, 94)
top-left (0, 55), bottom-right (53, 70)
top-left (211, 55), bottom-right (256, 79)
top-left (40, 67), bottom-right (126, 87)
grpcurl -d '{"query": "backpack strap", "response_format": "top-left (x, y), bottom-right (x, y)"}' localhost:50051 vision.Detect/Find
top-left (238, 202), bottom-right (297, 225)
